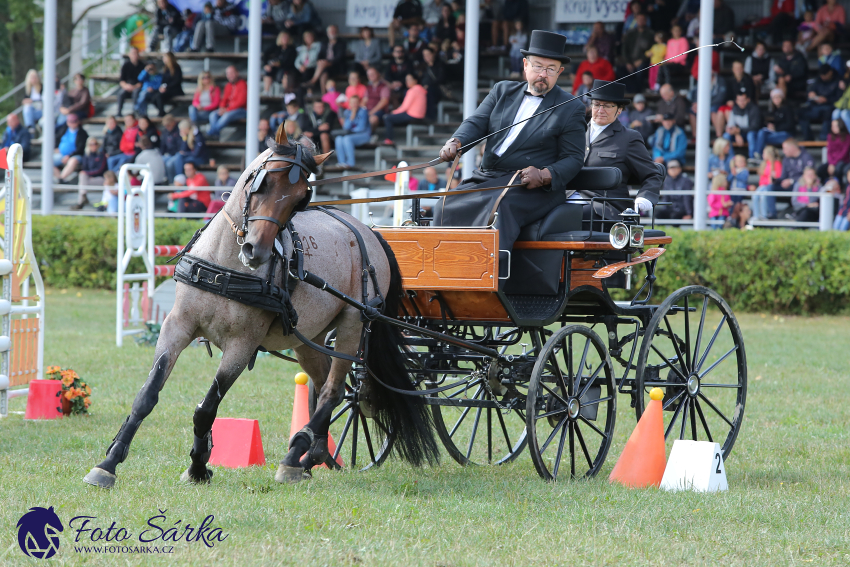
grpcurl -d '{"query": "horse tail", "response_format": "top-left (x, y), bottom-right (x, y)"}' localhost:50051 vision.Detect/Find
top-left (367, 231), bottom-right (440, 467)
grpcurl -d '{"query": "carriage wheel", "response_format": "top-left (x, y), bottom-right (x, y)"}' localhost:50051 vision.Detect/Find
top-left (308, 372), bottom-right (394, 471)
top-left (526, 325), bottom-right (616, 481)
top-left (634, 286), bottom-right (747, 458)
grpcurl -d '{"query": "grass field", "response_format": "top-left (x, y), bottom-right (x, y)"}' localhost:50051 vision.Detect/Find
top-left (1, 289), bottom-right (849, 566)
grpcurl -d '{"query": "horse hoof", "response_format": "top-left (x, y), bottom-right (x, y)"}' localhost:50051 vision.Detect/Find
top-left (275, 464), bottom-right (312, 484)
top-left (180, 467), bottom-right (214, 484)
top-left (83, 467), bottom-right (116, 489)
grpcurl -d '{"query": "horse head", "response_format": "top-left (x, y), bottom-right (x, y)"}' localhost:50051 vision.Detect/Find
top-left (236, 125), bottom-right (331, 269)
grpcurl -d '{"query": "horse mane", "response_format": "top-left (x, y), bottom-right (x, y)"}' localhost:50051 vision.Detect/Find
top-left (265, 136), bottom-right (318, 174)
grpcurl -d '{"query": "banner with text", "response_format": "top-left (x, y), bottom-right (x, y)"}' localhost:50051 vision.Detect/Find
top-left (555, 0), bottom-right (628, 23)
top-left (346, 0), bottom-right (398, 28)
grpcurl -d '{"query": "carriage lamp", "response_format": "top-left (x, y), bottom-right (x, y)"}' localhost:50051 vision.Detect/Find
top-left (609, 223), bottom-right (629, 249)
top-left (630, 225), bottom-right (645, 247)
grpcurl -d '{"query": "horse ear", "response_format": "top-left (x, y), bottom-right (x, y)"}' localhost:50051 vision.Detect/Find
top-left (274, 123), bottom-right (289, 145)
top-left (313, 151), bottom-right (333, 167)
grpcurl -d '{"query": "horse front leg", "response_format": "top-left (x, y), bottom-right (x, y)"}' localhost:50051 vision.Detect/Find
top-left (181, 340), bottom-right (257, 484)
top-left (84, 317), bottom-right (195, 489)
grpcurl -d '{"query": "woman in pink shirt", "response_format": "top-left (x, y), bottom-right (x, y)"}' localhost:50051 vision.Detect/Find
top-left (382, 74), bottom-right (427, 145)
top-left (343, 71), bottom-right (368, 110)
top-left (810, 0), bottom-right (846, 51)
top-left (658, 25), bottom-right (690, 86)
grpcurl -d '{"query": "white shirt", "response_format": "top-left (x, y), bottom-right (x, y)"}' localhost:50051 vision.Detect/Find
top-left (588, 119), bottom-right (613, 144)
top-left (494, 92), bottom-right (544, 156)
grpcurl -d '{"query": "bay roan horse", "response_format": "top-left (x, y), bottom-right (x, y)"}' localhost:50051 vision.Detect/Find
top-left (84, 130), bottom-right (439, 489)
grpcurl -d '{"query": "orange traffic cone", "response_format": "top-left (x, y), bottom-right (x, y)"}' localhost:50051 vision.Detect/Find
top-left (290, 372), bottom-right (343, 468)
top-left (609, 387), bottom-right (667, 488)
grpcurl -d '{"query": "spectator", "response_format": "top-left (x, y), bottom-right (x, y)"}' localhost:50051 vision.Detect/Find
top-left (834, 169), bottom-right (850, 230)
top-left (173, 7), bottom-right (197, 52)
top-left (404, 23), bottom-right (427, 62)
top-left (586, 21), bottom-right (614, 62)
top-left (353, 26), bottom-right (383, 73)
top-left (481, 0), bottom-right (506, 50)
top-left (190, 71), bottom-right (222, 126)
top-left (657, 25), bottom-right (689, 87)
top-left (57, 74), bottom-right (91, 126)
top-left (727, 60), bottom-right (755, 102)
top-left (152, 52), bottom-right (184, 116)
top-left (150, 0), bottom-right (184, 52)
top-left (135, 115), bottom-right (161, 149)
top-left (52, 114), bottom-right (88, 181)
top-left (283, 119), bottom-right (302, 141)
top-left (263, 31), bottom-right (297, 94)
top-left (744, 41), bottom-right (772, 97)
top-left (833, 78), bottom-right (850, 132)
top-left (344, 71), bottom-right (368, 109)
top-left (2, 113), bottom-right (32, 161)
top-left (654, 84), bottom-right (689, 128)
top-left (387, 45), bottom-right (415, 107)
top-left (116, 48), bottom-right (144, 117)
top-left (383, 74), bottom-right (427, 145)
top-left (160, 114), bottom-right (182, 157)
top-left (283, 0), bottom-right (318, 39)
top-left (729, 153), bottom-right (750, 202)
top-left (818, 43), bottom-right (843, 75)
top-left (752, 89), bottom-right (795, 160)
top-left (646, 31), bottom-right (667, 91)
top-left (501, 0), bottom-right (528, 32)
top-left (623, 1), bottom-right (650, 32)
top-left (421, 165), bottom-right (440, 191)
top-left (774, 40), bottom-right (808, 100)
top-left (134, 136), bottom-right (168, 184)
top-left (709, 136), bottom-right (732, 177)
top-left (102, 115), bottom-right (124, 159)
top-left (320, 25), bottom-right (348, 92)
top-left (713, 0), bottom-right (735, 39)
top-left (788, 166), bottom-right (821, 222)
top-left (389, 0), bottom-right (424, 47)
top-left (751, 144), bottom-right (782, 220)
top-left (135, 62), bottom-right (163, 117)
top-left (419, 47), bottom-right (444, 120)
top-left (108, 114), bottom-right (139, 172)
top-left (651, 112), bottom-right (687, 165)
top-left (271, 96), bottom-right (311, 133)
top-left (21, 69), bottom-right (43, 132)
top-left (809, 0), bottom-right (846, 52)
top-left (766, 138), bottom-right (815, 218)
top-left (709, 72), bottom-right (731, 138)
top-left (365, 67), bottom-right (392, 131)
top-left (707, 173), bottom-right (731, 229)
top-left (508, 20), bottom-right (528, 78)
top-left (624, 93), bottom-right (654, 143)
top-left (656, 159), bottom-right (693, 220)
top-left (575, 71), bottom-right (594, 114)
top-left (293, 30), bottom-right (324, 91)
top-left (322, 79), bottom-right (340, 112)
top-left (191, 2), bottom-right (215, 51)
top-left (95, 170), bottom-right (120, 213)
top-left (207, 66), bottom-right (247, 139)
top-left (257, 118), bottom-right (271, 145)
top-left (621, 15), bottom-right (655, 93)
top-left (572, 46), bottom-right (614, 94)
top-left (817, 119), bottom-right (850, 182)
top-left (327, 94), bottom-right (371, 171)
top-left (213, 0), bottom-right (241, 33)
top-left (422, 0), bottom-right (445, 38)
top-left (165, 120), bottom-right (207, 181)
top-left (207, 165), bottom-right (238, 216)
top-left (724, 89), bottom-right (762, 156)
top-left (303, 98), bottom-right (337, 154)
top-left (433, 4), bottom-right (456, 44)
top-left (263, 0), bottom-right (288, 33)
top-left (800, 65), bottom-right (842, 140)
top-left (171, 162), bottom-right (211, 214)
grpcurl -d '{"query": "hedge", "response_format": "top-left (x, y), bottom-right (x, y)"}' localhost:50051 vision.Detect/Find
top-left (29, 217), bottom-right (850, 314)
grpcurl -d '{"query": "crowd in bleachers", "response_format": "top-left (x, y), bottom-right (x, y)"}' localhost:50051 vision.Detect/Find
top-left (3, 0), bottom-right (850, 229)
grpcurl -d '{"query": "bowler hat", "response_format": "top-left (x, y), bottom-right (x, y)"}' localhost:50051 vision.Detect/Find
top-left (520, 30), bottom-right (571, 64)
top-left (586, 80), bottom-right (630, 105)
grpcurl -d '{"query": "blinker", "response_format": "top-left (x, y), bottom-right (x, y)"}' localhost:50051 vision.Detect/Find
top-left (289, 144), bottom-right (302, 185)
top-left (251, 170), bottom-right (268, 193)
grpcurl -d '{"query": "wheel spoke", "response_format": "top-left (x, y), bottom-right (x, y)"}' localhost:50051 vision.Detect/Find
top-left (330, 402), bottom-right (353, 426)
top-left (496, 409), bottom-right (513, 451)
top-left (466, 407), bottom-right (483, 460)
top-left (664, 394), bottom-right (686, 439)
top-left (566, 334), bottom-right (575, 394)
top-left (446, 378), bottom-right (482, 399)
top-left (535, 407), bottom-right (568, 421)
top-left (700, 383), bottom-right (742, 388)
top-left (540, 414), bottom-right (568, 454)
top-left (448, 385), bottom-right (483, 437)
top-left (552, 421), bottom-right (569, 478)
top-left (690, 398), bottom-right (698, 441)
top-left (663, 389), bottom-right (686, 411)
top-left (574, 337), bottom-right (592, 395)
top-left (695, 399), bottom-right (714, 442)
top-left (540, 381), bottom-right (571, 408)
top-left (333, 408), bottom-right (356, 462)
top-left (663, 315), bottom-right (689, 376)
top-left (698, 392), bottom-right (735, 428)
top-left (684, 296), bottom-right (692, 370)
top-left (574, 422), bottom-right (594, 469)
top-left (679, 396), bottom-right (690, 440)
top-left (549, 349), bottom-right (570, 398)
top-left (643, 381), bottom-right (687, 388)
top-left (578, 396), bottom-right (613, 407)
top-left (698, 345), bottom-right (739, 380)
top-left (360, 413), bottom-right (377, 464)
top-left (578, 361), bottom-right (606, 400)
top-left (351, 406), bottom-right (359, 469)
top-left (569, 421), bottom-right (576, 478)
top-left (693, 296), bottom-right (708, 368)
top-left (650, 344), bottom-right (689, 382)
top-left (578, 415), bottom-right (608, 439)
top-left (696, 315), bottom-right (728, 373)
top-left (487, 406), bottom-right (492, 464)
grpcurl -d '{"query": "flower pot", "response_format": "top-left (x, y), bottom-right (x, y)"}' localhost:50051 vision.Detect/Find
top-left (60, 393), bottom-right (72, 416)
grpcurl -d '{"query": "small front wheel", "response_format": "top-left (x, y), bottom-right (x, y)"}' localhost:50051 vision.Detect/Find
top-left (526, 325), bottom-right (616, 480)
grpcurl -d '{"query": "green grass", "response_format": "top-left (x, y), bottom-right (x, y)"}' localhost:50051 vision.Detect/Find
top-left (0, 289), bottom-right (849, 566)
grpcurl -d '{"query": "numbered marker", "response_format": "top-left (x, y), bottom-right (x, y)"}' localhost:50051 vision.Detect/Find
top-left (660, 440), bottom-right (728, 492)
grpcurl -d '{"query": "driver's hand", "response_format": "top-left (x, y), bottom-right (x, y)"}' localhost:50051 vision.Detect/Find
top-left (440, 138), bottom-right (461, 162)
top-left (520, 166), bottom-right (551, 189)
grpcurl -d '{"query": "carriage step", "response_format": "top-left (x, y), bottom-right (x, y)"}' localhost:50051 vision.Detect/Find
top-left (504, 293), bottom-right (563, 321)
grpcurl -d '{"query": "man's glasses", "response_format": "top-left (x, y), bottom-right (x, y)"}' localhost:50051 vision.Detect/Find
top-left (530, 63), bottom-right (560, 76)
top-left (591, 102), bottom-right (618, 110)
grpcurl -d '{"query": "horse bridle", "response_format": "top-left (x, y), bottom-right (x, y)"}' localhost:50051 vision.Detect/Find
top-left (224, 143), bottom-right (316, 244)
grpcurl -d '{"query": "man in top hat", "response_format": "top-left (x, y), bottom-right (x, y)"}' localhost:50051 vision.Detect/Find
top-left (435, 30), bottom-right (586, 270)
top-left (582, 79), bottom-right (662, 223)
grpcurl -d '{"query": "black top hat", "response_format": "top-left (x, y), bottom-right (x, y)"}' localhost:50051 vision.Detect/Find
top-left (586, 80), bottom-right (630, 105)
top-left (520, 30), bottom-right (571, 64)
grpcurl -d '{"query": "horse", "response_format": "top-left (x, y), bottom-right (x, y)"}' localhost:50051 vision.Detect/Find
top-left (84, 129), bottom-right (439, 489)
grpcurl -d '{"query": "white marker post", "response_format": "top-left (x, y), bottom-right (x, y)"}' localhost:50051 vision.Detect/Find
top-left (660, 440), bottom-right (728, 492)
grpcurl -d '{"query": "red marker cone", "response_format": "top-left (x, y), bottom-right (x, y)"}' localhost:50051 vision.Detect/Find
top-left (24, 380), bottom-right (64, 420)
top-left (290, 372), bottom-right (343, 468)
top-left (609, 387), bottom-right (667, 488)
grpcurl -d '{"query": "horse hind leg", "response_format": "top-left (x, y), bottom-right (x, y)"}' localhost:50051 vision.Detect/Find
top-left (181, 341), bottom-right (257, 484)
top-left (84, 318), bottom-right (195, 489)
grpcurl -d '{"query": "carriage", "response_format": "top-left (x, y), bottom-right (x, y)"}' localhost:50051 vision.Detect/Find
top-left (317, 166), bottom-right (747, 481)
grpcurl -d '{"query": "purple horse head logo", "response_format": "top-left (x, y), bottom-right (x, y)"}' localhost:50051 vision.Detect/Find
top-left (16, 506), bottom-right (63, 559)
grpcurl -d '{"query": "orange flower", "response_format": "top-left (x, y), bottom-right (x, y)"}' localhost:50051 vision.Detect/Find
top-left (61, 375), bottom-right (74, 387)
top-left (65, 390), bottom-right (73, 400)
top-left (84, 385), bottom-right (91, 396)
top-left (46, 365), bottom-right (60, 374)
top-left (84, 398), bottom-right (91, 408)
